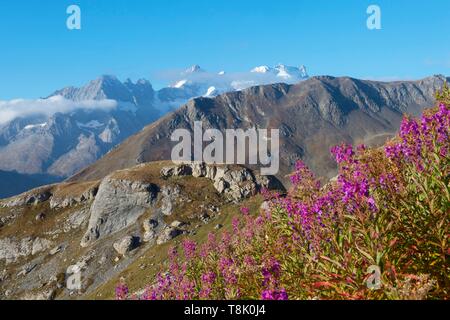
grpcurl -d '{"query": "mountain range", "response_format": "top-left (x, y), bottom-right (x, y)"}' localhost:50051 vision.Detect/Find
top-left (0, 64), bottom-right (309, 198)
top-left (69, 75), bottom-right (449, 185)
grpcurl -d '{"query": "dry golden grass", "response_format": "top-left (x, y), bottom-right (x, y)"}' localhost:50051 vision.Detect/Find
top-left (110, 161), bottom-right (171, 184)
top-left (52, 181), bottom-right (100, 199)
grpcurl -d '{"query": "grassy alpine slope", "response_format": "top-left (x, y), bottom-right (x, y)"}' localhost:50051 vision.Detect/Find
top-left (117, 86), bottom-right (449, 300)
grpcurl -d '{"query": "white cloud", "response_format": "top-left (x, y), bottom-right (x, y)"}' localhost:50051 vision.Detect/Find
top-left (0, 96), bottom-right (117, 125)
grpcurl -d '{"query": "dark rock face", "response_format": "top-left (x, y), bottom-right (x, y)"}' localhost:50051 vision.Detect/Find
top-left (70, 75), bottom-right (449, 185)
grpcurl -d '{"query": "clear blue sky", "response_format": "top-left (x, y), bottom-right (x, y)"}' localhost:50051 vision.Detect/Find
top-left (0, 0), bottom-right (449, 99)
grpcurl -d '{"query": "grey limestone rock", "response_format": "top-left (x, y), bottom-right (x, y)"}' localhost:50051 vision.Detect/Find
top-left (81, 176), bottom-right (158, 247)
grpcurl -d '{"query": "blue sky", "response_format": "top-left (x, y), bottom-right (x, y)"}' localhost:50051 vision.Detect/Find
top-left (0, 0), bottom-right (449, 99)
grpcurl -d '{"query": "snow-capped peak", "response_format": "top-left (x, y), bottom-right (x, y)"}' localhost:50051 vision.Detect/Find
top-left (172, 79), bottom-right (188, 88)
top-left (274, 64), bottom-right (309, 80)
top-left (251, 66), bottom-right (274, 74)
top-left (164, 63), bottom-right (309, 99)
top-left (204, 86), bottom-right (217, 97)
top-left (250, 64), bottom-right (308, 80)
top-left (185, 65), bottom-right (204, 74)
top-left (275, 64), bottom-right (293, 79)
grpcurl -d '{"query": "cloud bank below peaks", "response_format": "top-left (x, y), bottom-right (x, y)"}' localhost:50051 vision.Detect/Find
top-left (0, 96), bottom-right (117, 125)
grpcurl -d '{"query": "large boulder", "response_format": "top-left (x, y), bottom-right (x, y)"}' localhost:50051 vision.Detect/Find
top-left (156, 227), bottom-right (183, 245)
top-left (142, 219), bottom-right (159, 242)
top-left (81, 177), bottom-right (158, 247)
top-left (113, 236), bottom-right (140, 256)
top-left (160, 185), bottom-right (180, 216)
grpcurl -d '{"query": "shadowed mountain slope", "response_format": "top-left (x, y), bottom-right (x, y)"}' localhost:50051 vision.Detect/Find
top-left (69, 75), bottom-right (448, 185)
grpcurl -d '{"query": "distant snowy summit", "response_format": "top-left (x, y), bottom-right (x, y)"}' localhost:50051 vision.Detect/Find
top-left (184, 64), bottom-right (205, 74)
top-left (251, 64), bottom-right (309, 80)
top-left (0, 63), bottom-right (309, 180)
top-left (169, 64), bottom-right (309, 97)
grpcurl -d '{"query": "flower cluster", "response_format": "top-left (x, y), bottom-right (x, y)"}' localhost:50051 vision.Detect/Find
top-left (115, 283), bottom-right (129, 300)
top-left (385, 102), bottom-right (449, 172)
top-left (261, 288), bottom-right (288, 300)
top-left (117, 90), bottom-right (449, 300)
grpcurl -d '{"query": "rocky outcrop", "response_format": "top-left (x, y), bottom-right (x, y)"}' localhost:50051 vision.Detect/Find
top-left (0, 237), bottom-right (52, 264)
top-left (160, 164), bottom-right (193, 178)
top-left (143, 219), bottom-right (158, 232)
top-left (160, 185), bottom-right (181, 216)
top-left (50, 186), bottom-right (98, 209)
top-left (156, 227), bottom-right (183, 245)
top-left (142, 219), bottom-right (159, 242)
top-left (0, 183), bottom-right (98, 211)
top-left (161, 162), bottom-right (283, 201)
top-left (1, 187), bottom-right (53, 208)
top-left (63, 209), bottom-right (90, 233)
top-left (81, 177), bottom-right (158, 247)
top-left (20, 289), bottom-right (56, 301)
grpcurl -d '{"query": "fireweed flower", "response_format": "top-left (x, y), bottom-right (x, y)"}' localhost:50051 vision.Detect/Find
top-left (276, 288), bottom-right (289, 300)
top-left (261, 290), bottom-right (274, 300)
top-left (201, 271), bottom-right (217, 284)
top-left (243, 255), bottom-right (256, 267)
top-left (385, 143), bottom-right (402, 159)
top-left (367, 197), bottom-right (378, 212)
top-left (261, 258), bottom-right (282, 287)
top-left (115, 283), bottom-right (129, 300)
top-left (232, 216), bottom-right (240, 233)
top-left (240, 207), bottom-right (250, 215)
top-left (400, 117), bottom-right (420, 139)
top-left (357, 144), bottom-right (367, 152)
top-left (331, 143), bottom-right (355, 164)
top-left (182, 239), bottom-right (197, 260)
top-left (218, 256), bottom-right (238, 286)
top-left (290, 161), bottom-right (308, 185)
top-left (261, 288), bottom-right (289, 300)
